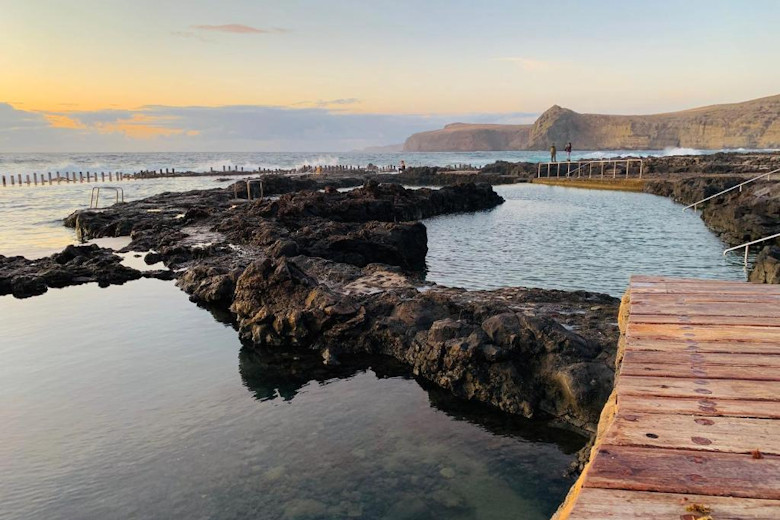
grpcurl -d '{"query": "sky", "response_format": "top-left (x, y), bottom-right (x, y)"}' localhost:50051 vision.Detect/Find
top-left (1, 0), bottom-right (778, 151)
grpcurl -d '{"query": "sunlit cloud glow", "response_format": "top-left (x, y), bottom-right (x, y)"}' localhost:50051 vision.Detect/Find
top-left (192, 24), bottom-right (288, 34)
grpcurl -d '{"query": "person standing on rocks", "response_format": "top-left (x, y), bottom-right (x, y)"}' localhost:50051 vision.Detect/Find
top-left (565, 142), bottom-right (572, 161)
top-left (550, 144), bottom-right (557, 162)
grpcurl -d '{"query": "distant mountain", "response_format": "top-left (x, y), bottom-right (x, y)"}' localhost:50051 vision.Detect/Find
top-left (403, 94), bottom-right (780, 151)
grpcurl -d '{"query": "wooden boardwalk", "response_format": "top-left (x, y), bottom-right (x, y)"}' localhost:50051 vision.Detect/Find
top-left (559, 275), bottom-right (780, 519)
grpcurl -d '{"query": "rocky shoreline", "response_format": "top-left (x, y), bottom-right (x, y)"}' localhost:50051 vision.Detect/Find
top-left (1, 180), bottom-right (620, 438)
top-left (1, 151), bottom-right (774, 497)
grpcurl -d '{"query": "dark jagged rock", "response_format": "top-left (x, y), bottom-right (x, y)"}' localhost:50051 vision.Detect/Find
top-left (228, 255), bottom-right (617, 430)
top-left (227, 175), bottom-right (364, 199)
top-left (749, 246), bottom-right (780, 284)
top-left (0, 245), bottom-right (143, 298)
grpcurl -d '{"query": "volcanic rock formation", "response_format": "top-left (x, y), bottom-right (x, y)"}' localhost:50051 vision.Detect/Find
top-left (404, 94), bottom-right (780, 151)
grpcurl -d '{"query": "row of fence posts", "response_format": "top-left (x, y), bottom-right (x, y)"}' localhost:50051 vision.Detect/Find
top-left (1, 171), bottom-right (129, 187)
top-left (1, 162), bottom-right (480, 188)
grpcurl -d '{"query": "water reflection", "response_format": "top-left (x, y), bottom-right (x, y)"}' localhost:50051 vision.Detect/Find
top-left (1, 279), bottom-right (582, 520)
top-left (239, 347), bottom-right (584, 454)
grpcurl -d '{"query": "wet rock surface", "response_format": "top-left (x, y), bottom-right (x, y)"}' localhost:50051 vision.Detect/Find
top-left (48, 180), bottom-right (620, 432)
top-left (0, 244), bottom-right (172, 298)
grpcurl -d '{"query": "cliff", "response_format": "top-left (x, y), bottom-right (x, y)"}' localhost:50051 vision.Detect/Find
top-left (403, 94), bottom-right (780, 151)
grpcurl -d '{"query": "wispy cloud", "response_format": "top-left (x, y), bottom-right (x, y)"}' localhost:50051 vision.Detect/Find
top-left (494, 57), bottom-right (555, 71)
top-left (192, 24), bottom-right (288, 34)
top-left (170, 30), bottom-right (212, 42)
top-left (292, 98), bottom-right (362, 109)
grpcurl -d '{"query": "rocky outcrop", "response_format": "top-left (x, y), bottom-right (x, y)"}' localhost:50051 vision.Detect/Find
top-left (53, 181), bottom-right (620, 431)
top-left (404, 123), bottom-right (532, 152)
top-left (229, 255), bottom-right (618, 430)
top-left (749, 246), bottom-right (780, 284)
top-left (0, 244), bottom-right (170, 298)
top-left (404, 94), bottom-right (780, 151)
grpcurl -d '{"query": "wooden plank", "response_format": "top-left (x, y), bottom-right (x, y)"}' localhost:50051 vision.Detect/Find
top-left (628, 276), bottom-right (780, 289)
top-left (618, 393), bottom-right (780, 419)
top-left (630, 275), bottom-right (764, 285)
top-left (630, 314), bottom-right (780, 326)
top-left (630, 282), bottom-right (780, 292)
top-left (603, 412), bottom-right (780, 455)
top-left (621, 362), bottom-right (780, 381)
top-left (622, 350), bottom-right (780, 368)
top-left (628, 339), bottom-right (780, 355)
top-left (630, 293), bottom-right (780, 304)
top-left (618, 375), bottom-right (780, 401)
top-left (567, 488), bottom-right (780, 519)
top-left (627, 323), bottom-right (780, 344)
top-left (631, 286), bottom-right (778, 301)
top-left (585, 445), bottom-right (780, 499)
top-left (565, 277), bottom-right (780, 518)
top-left (629, 301), bottom-right (780, 317)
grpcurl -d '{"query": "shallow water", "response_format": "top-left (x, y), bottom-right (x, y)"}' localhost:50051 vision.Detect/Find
top-left (0, 279), bottom-right (583, 520)
top-left (0, 176), bottom-right (236, 258)
top-left (424, 184), bottom-right (746, 296)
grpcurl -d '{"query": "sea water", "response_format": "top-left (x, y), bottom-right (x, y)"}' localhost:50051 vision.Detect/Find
top-left (0, 279), bottom-right (583, 520)
top-left (0, 152), bottom-right (752, 519)
top-left (0, 148), bottom-right (764, 175)
top-left (424, 184), bottom-right (747, 297)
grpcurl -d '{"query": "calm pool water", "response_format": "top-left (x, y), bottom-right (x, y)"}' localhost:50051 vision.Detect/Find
top-left (424, 184), bottom-right (747, 297)
top-left (0, 279), bottom-right (583, 520)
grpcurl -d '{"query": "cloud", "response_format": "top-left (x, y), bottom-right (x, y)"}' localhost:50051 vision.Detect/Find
top-left (0, 102), bottom-right (540, 152)
top-left (192, 24), bottom-right (288, 34)
top-left (292, 98), bottom-right (362, 109)
top-left (170, 30), bottom-right (212, 42)
top-left (0, 103), bottom-right (50, 132)
top-left (494, 57), bottom-right (555, 71)
top-left (44, 114), bottom-right (86, 129)
top-left (94, 113), bottom-right (197, 139)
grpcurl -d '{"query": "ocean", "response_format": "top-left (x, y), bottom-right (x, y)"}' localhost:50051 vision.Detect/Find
top-left (0, 148), bottom-right (767, 175)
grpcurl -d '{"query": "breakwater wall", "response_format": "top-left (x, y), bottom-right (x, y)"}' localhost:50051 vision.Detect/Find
top-left (1, 163), bottom-right (483, 187)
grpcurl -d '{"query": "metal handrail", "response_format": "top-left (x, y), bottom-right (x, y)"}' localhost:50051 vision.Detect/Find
top-left (723, 232), bottom-right (780, 267)
top-left (231, 179), bottom-right (264, 201)
top-left (683, 167), bottom-right (779, 211)
top-left (246, 179), bottom-right (264, 201)
top-left (537, 159), bottom-right (643, 179)
top-left (89, 186), bottom-right (124, 208)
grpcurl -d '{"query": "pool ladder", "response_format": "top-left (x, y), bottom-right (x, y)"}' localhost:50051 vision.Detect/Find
top-left (89, 186), bottom-right (124, 209)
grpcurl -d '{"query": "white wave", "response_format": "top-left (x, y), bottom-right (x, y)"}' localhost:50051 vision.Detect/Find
top-left (659, 147), bottom-right (702, 157)
top-left (293, 155), bottom-right (343, 169)
top-left (579, 151), bottom-right (624, 159)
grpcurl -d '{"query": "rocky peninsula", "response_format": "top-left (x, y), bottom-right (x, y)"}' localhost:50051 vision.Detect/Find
top-left (1, 180), bottom-right (621, 437)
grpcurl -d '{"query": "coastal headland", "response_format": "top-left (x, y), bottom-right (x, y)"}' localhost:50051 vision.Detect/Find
top-left (403, 94), bottom-right (780, 151)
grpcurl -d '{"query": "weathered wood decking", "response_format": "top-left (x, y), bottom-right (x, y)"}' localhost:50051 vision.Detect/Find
top-left (560, 276), bottom-right (780, 519)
